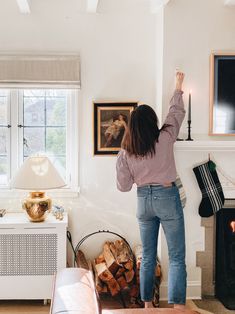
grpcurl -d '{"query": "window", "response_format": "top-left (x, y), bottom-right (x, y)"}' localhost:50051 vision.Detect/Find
top-left (0, 88), bottom-right (78, 191)
top-left (0, 90), bottom-right (9, 186)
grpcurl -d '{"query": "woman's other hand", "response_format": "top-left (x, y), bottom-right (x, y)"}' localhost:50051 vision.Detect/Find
top-left (175, 71), bottom-right (185, 91)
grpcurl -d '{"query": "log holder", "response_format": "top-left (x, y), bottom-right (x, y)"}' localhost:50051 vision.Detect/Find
top-left (67, 229), bottom-right (136, 308)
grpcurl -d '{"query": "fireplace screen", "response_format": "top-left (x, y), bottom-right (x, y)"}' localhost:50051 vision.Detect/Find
top-left (216, 207), bottom-right (235, 310)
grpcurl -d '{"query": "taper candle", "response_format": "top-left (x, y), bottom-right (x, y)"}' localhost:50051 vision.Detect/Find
top-left (188, 90), bottom-right (192, 121)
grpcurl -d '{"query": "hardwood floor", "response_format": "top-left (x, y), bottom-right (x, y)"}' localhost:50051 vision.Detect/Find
top-left (0, 299), bottom-right (201, 313)
top-left (0, 300), bottom-right (50, 314)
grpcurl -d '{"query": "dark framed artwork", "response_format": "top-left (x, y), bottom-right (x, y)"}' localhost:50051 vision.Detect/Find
top-left (210, 53), bottom-right (235, 135)
top-left (93, 102), bottom-right (138, 155)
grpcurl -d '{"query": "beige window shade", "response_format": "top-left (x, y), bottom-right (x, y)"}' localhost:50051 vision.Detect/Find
top-left (0, 55), bottom-right (80, 88)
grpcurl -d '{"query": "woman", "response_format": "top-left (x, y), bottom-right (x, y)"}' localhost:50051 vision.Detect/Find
top-left (116, 72), bottom-right (187, 310)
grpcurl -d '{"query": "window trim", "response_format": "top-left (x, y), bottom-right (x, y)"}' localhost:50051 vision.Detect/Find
top-left (0, 88), bottom-right (79, 197)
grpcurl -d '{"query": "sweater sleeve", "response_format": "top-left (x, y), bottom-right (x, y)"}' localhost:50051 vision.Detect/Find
top-left (162, 90), bottom-right (186, 141)
top-left (116, 150), bottom-right (134, 192)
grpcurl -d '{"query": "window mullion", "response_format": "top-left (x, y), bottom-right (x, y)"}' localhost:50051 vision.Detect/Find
top-left (18, 91), bottom-right (24, 166)
top-left (6, 90), bottom-right (11, 185)
top-left (10, 90), bottom-right (20, 182)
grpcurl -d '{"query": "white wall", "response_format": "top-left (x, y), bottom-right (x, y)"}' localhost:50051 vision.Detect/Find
top-left (0, 1), bottom-right (156, 263)
top-left (1, 0), bottom-right (235, 301)
top-left (159, 0), bottom-right (235, 299)
top-left (163, 0), bottom-right (235, 138)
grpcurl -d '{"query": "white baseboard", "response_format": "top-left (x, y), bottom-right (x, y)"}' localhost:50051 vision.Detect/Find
top-left (160, 281), bottom-right (201, 300)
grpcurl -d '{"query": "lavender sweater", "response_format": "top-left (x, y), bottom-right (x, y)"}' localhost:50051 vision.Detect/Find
top-left (116, 90), bottom-right (185, 192)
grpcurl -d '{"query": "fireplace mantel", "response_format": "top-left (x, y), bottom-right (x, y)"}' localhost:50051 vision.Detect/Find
top-left (175, 140), bottom-right (235, 152)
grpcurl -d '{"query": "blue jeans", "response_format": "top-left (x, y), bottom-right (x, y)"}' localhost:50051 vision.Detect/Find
top-left (137, 184), bottom-right (186, 304)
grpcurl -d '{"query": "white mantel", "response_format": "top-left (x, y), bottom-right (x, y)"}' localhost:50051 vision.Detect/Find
top-left (175, 140), bottom-right (235, 152)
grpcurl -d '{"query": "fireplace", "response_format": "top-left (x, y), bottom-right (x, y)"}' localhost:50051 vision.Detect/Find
top-left (215, 206), bottom-right (235, 310)
top-left (196, 199), bottom-right (235, 309)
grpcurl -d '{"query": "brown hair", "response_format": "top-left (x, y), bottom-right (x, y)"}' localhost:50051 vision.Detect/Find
top-left (121, 104), bottom-right (161, 157)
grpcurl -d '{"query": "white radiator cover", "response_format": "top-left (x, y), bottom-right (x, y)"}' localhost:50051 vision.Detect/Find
top-left (0, 213), bottom-right (67, 299)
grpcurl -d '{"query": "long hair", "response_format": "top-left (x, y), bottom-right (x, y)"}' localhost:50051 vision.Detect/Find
top-left (122, 104), bottom-right (161, 157)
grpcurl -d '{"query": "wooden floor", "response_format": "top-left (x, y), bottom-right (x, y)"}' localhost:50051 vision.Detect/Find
top-left (0, 299), bottom-right (208, 314)
top-left (0, 300), bottom-right (50, 314)
top-left (0, 299), bottom-right (174, 314)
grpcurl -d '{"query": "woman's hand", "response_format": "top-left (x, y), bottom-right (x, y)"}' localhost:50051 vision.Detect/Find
top-left (175, 71), bottom-right (185, 91)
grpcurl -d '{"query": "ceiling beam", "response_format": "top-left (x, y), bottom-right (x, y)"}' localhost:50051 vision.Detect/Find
top-left (224, 0), bottom-right (235, 5)
top-left (16, 0), bottom-right (31, 14)
top-left (150, 0), bottom-right (171, 13)
top-left (86, 0), bottom-right (99, 13)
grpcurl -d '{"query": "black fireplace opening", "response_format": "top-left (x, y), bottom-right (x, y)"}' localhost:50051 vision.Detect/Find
top-left (216, 206), bottom-right (235, 310)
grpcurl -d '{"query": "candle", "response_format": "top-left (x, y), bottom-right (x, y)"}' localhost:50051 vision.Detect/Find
top-left (188, 90), bottom-right (192, 122)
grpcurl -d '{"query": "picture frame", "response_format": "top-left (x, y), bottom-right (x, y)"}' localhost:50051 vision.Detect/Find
top-left (210, 52), bottom-right (235, 136)
top-left (93, 101), bottom-right (138, 155)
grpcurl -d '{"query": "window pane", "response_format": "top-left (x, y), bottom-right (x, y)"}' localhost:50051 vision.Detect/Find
top-left (24, 97), bottom-right (45, 126)
top-left (21, 89), bottom-right (69, 185)
top-left (24, 127), bottom-right (45, 156)
top-left (46, 90), bottom-right (67, 97)
top-left (0, 96), bottom-right (7, 125)
top-left (46, 98), bottom-right (66, 126)
top-left (0, 128), bottom-right (7, 154)
top-left (23, 90), bottom-right (45, 97)
top-left (46, 127), bottom-right (66, 155)
top-left (0, 157), bottom-right (7, 186)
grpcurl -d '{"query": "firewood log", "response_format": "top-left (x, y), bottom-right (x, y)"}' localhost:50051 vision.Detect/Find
top-left (95, 262), bottom-right (113, 282)
top-left (101, 284), bottom-right (108, 293)
top-left (124, 259), bottom-right (134, 270)
top-left (155, 263), bottom-right (161, 277)
top-left (76, 250), bottom-right (89, 270)
top-left (129, 284), bottom-right (139, 297)
top-left (117, 275), bottom-right (128, 290)
top-left (124, 269), bottom-right (135, 283)
top-left (107, 277), bottom-right (121, 296)
top-left (95, 254), bottom-right (105, 264)
top-left (112, 240), bottom-right (131, 264)
top-left (115, 266), bottom-right (126, 278)
top-left (92, 261), bottom-right (104, 293)
top-left (95, 261), bottom-right (121, 296)
top-left (103, 242), bottom-right (119, 274)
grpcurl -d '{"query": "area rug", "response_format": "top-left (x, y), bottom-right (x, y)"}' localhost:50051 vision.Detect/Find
top-left (194, 299), bottom-right (235, 314)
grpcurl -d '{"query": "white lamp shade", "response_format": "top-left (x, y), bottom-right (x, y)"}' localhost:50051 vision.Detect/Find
top-left (11, 156), bottom-right (66, 190)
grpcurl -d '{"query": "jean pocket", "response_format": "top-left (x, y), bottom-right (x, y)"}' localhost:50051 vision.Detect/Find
top-left (136, 196), bottom-right (147, 219)
top-left (153, 195), bottom-right (177, 219)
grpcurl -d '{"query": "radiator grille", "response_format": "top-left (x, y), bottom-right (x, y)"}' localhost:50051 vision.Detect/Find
top-left (0, 234), bottom-right (57, 276)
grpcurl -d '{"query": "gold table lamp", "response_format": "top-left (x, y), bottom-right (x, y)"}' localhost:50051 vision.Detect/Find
top-left (11, 155), bottom-right (65, 222)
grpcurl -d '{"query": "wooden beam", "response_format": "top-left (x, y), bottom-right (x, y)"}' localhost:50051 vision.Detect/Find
top-left (224, 0), bottom-right (235, 5)
top-left (86, 0), bottom-right (99, 13)
top-left (16, 0), bottom-right (31, 14)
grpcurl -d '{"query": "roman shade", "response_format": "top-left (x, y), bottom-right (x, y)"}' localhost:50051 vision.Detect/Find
top-left (0, 55), bottom-right (80, 88)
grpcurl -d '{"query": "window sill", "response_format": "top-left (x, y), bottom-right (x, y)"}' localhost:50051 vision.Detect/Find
top-left (0, 187), bottom-right (80, 199)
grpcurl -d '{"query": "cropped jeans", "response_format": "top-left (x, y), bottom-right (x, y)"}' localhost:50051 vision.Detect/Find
top-left (137, 184), bottom-right (186, 305)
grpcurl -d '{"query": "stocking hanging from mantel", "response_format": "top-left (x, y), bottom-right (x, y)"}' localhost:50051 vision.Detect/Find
top-left (193, 160), bottom-right (225, 217)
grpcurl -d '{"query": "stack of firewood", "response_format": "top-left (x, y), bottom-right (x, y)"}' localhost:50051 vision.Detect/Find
top-left (76, 239), bottom-right (137, 298)
top-left (76, 240), bottom-right (161, 307)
